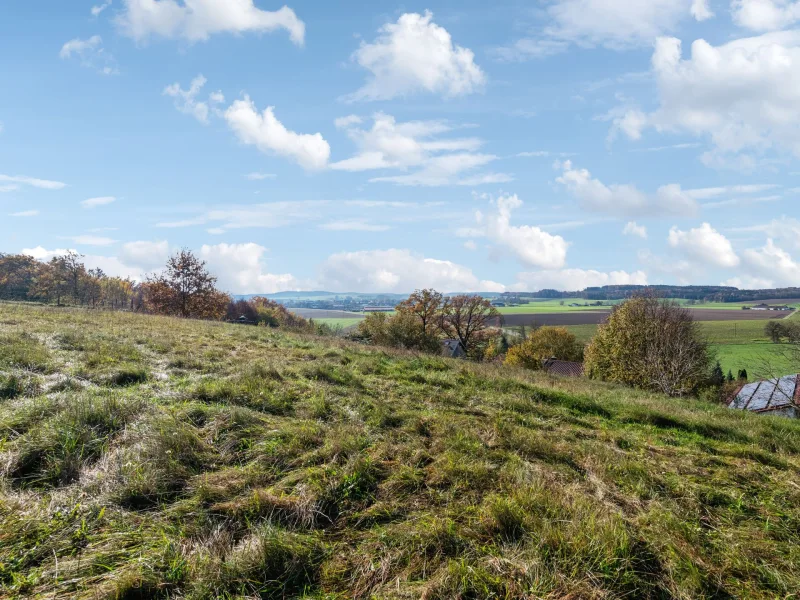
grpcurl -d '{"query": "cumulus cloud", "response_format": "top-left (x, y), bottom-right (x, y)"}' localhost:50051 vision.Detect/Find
top-left (22, 247), bottom-right (146, 280)
top-left (691, 0), bottom-right (715, 21)
top-left (513, 268), bottom-right (648, 292)
top-left (116, 0), bottom-right (305, 45)
top-left (60, 35), bottom-right (118, 75)
top-left (732, 0), bottom-right (800, 31)
top-left (164, 75), bottom-right (224, 124)
top-left (319, 249), bottom-right (504, 294)
top-left (555, 160), bottom-right (698, 216)
top-left (733, 216), bottom-right (800, 250)
top-left (616, 32), bottom-right (800, 164)
top-left (225, 96), bottom-right (330, 169)
top-left (668, 223), bottom-right (740, 268)
top-left (465, 194), bottom-right (569, 269)
top-left (331, 113), bottom-right (508, 186)
top-left (0, 174), bottom-right (67, 191)
top-left (81, 196), bottom-right (116, 208)
top-left (199, 242), bottom-right (300, 294)
top-left (117, 240), bottom-right (171, 270)
top-left (623, 221), bottom-right (648, 238)
top-left (346, 11), bottom-right (485, 101)
top-left (738, 238), bottom-right (800, 287)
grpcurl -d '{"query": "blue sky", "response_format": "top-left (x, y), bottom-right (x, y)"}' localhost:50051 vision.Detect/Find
top-left (2, 0), bottom-right (799, 293)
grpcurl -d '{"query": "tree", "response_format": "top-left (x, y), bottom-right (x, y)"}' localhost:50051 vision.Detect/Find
top-left (585, 296), bottom-right (712, 397)
top-left (441, 295), bottom-right (501, 357)
top-left (765, 321), bottom-right (785, 344)
top-left (145, 250), bottom-right (223, 318)
top-left (0, 253), bottom-right (40, 300)
top-left (505, 327), bottom-right (583, 370)
top-left (726, 370), bottom-right (734, 383)
top-left (737, 369), bottom-right (748, 381)
top-left (710, 361), bottom-right (725, 388)
top-left (395, 289), bottom-right (444, 337)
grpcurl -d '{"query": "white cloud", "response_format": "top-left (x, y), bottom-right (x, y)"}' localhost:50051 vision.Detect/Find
top-left (346, 11), bottom-right (485, 101)
top-left (739, 238), bottom-right (800, 287)
top-left (199, 243), bottom-right (300, 294)
top-left (498, 0), bottom-right (695, 58)
top-left (668, 223), bottom-right (741, 268)
top-left (331, 113), bottom-right (508, 186)
top-left (156, 200), bottom-right (326, 230)
top-left (22, 247), bottom-right (145, 280)
top-left (555, 160), bottom-right (698, 216)
top-left (245, 172), bottom-right (276, 180)
top-left (721, 275), bottom-right (775, 289)
top-left (0, 174), bottom-right (67, 191)
top-left (691, 0), bottom-right (715, 21)
top-left (91, 1), bottom-right (112, 17)
top-left (81, 196), bottom-right (116, 208)
top-left (732, 0), bottom-right (800, 31)
top-left (463, 240), bottom-right (477, 251)
top-left (117, 0), bottom-right (305, 45)
top-left (60, 35), bottom-right (118, 75)
top-left (319, 249), bottom-right (504, 294)
top-left (224, 96), bottom-right (330, 170)
top-left (623, 221), bottom-right (648, 238)
top-left (685, 183), bottom-right (780, 200)
top-left (513, 268), bottom-right (648, 292)
top-left (119, 240), bottom-right (170, 270)
top-left (468, 194), bottom-right (569, 269)
top-left (733, 216), bottom-right (800, 250)
top-left (164, 75), bottom-right (224, 124)
top-left (622, 32), bottom-right (800, 163)
top-left (319, 219), bottom-right (390, 232)
top-left (64, 235), bottom-right (117, 246)
top-left (9, 210), bottom-right (39, 217)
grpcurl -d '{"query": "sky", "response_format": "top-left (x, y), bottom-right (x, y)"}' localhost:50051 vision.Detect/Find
top-left (1, 0), bottom-right (800, 294)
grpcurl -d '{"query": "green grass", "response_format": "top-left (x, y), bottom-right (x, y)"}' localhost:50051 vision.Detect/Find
top-left (1, 303), bottom-right (800, 599)
top-left (714, 343), bottom-right (799, 379)
top-left (496, 299), bottom-right (613, 314)
top-left (314, 317), bottom-right (364, 330)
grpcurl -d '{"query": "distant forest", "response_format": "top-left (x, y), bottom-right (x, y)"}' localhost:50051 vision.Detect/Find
top-left (503, 285), bottom-right (800, 303)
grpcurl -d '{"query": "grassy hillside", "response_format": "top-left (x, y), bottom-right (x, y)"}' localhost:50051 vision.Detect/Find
top-left (1, 304), bottom-right (800, 599)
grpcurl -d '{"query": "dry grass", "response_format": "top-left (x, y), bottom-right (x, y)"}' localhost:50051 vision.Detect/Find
top-left (0, 302), bottom-right (799, 599)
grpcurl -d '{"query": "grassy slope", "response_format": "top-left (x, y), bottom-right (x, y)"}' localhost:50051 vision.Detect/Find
top-left (1, 304), bottom-right (800, 599)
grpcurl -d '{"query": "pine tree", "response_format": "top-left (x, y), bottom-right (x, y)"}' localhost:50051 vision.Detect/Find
top-left (710, 361), bottom-right (725, 387)
top-left (726, 370), bottom-right (734, 383)
top-left (738, 369), bottom-right (748, 381)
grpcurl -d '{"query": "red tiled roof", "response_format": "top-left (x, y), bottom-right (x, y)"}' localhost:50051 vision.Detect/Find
top-left (542, 359), bottom-right (585, 378)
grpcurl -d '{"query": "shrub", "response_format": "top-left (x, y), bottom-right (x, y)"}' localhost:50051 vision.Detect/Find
top-left (504, 327), bottom-right (583, 370)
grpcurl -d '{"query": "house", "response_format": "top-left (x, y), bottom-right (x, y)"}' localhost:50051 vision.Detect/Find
top-left (751, 303), bottom-right (770, 310)
top-left (542, 358), bottom-right (585, 378)
top-left (442, 339), bottom-right (467, 359)
top-left (492, 302), bottom-right (506, 307)
top-left (728, 374), bottom-right (800, 418)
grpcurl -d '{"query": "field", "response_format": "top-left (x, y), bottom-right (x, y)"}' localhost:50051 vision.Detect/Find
top-left (501, 308), bottom-right (793, 328)
top-left (1, 303), bottom-right (800, 599)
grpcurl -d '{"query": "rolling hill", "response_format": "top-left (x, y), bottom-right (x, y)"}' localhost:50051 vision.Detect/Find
top-left (1, 303), bottom-right (799, 599)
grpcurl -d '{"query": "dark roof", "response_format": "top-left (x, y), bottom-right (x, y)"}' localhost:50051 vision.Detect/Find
top-left (542, 359), bottom-right (585, 378)
top-left (729, 375), bottom-right (800, 413)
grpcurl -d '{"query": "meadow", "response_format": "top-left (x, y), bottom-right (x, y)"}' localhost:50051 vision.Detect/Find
top-left (1, 303), bottom-right (800, 599)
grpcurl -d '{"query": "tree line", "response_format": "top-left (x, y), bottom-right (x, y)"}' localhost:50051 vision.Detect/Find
top-left (0, 250), bottom-right (328, 334)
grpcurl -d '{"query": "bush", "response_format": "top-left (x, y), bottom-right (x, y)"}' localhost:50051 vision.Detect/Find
top-left (504, 327), bottom-right (583, 370)
top-left (585, 296), bottom-right (712, 397)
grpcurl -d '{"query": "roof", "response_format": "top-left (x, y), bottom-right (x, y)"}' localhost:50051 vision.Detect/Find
top-left (729, 375), bottom-right (800, 413)
top-left (542, 359), bottom-right (585, 378)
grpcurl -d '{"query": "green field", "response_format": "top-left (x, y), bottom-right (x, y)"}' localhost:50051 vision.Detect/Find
top-left (559, 320), bottom-right (799, 379)
top-left (2, 303), bottom-right (800, 598)
top-left (496, 299), bottom-right (614, 314)
top-left (314, 317), bottom-right (364, 330)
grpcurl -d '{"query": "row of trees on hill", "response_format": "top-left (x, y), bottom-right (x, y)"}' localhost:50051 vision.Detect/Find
top-left (0, 251), bottom-right (138, 309)
top-left (0, 249), bottom-right (328, 333)
top-left (352, 289), bottom-right (502, 359)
